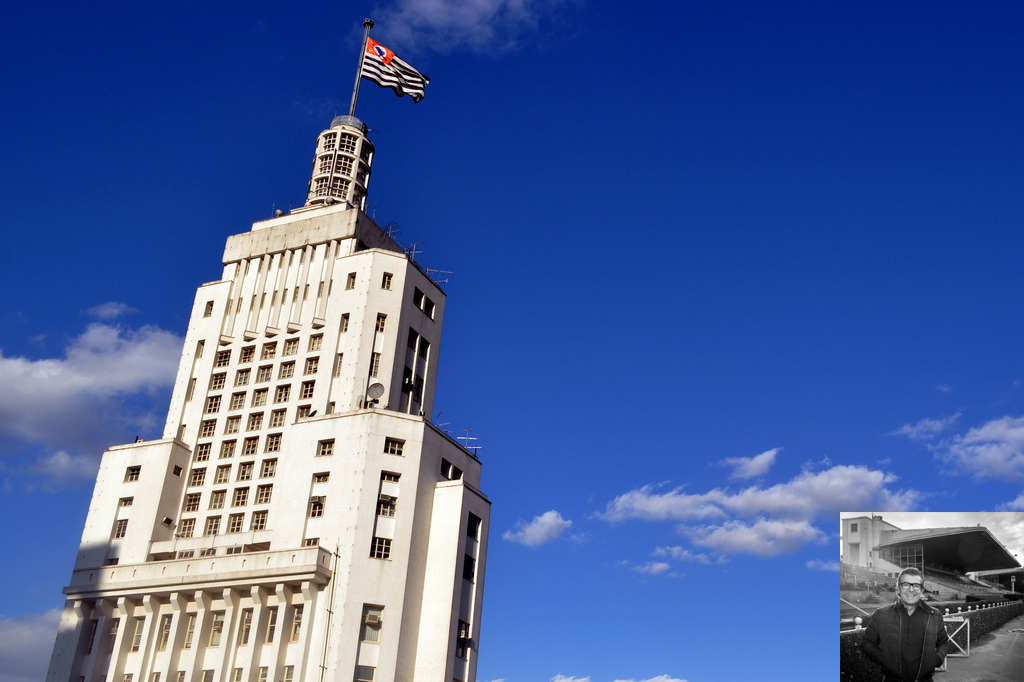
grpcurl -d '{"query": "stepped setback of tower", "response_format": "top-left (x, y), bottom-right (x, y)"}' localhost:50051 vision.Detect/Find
top-left (46, 116), bottom-right (490, 682)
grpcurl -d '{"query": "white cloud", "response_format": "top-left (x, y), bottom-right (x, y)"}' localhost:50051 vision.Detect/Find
top-left (599, 465), bottom-right (918, 523)
top-left (630, 561), bottom-right (672, 575)
top-left (999, 493), bottom-right (1024, 511)
top-left (612, 677), bottom-right (688, 682)
top-left (0, 609), bottom-right (61, 682)
top-left (503, 510), bottom-right (572, 546)
top-left (720, 447), bottom-right (779, 479)
top-left (687, 518), bottom-right (826, 557)
top-left (936, 384), bottom-right (953, 393)
top-left (0, 323), bottom-right (182, 479)
top-left (807, 559), bottom-right (840, 571)
top-left (935, 415), bottom-right (1024, 480)
top-left (377, 0), bottom-right (572, 53)
top-left (890, 413), bottom-right (960, 440)
top-left (551, 676), bottom-right (590, 682)
top-left (84, 302), bottom-right (137, 320)
top-left (653, 546), bottom-right (713, 564)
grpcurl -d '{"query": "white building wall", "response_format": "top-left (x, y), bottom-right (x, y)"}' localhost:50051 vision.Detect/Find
top-left (49, 199), bottom-right (489, 682)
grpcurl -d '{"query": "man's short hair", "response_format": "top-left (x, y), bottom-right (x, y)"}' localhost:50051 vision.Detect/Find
top-left (898, 567), bottom-right (923, 583)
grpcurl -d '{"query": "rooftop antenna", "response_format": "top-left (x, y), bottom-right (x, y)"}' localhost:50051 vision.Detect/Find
top-left (457, 428), bottom-right (478, 452)
top-left (383, 221), bottom-right (401, 239)
top-left (406, 240), bottom-right (424, 261)
top-left (425, 267), bottom-right (453, 284)
top-left (434, 411), bottom-right (451, 434)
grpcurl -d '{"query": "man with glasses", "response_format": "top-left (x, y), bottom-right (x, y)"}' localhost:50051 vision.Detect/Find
top-left (861, 567), bottom-right (949, 681)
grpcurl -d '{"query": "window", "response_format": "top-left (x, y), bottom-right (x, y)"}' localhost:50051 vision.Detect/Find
top-left (247, 413), bottom-right (264, 430)
top-left (270, 409), bottom-right (286, 427)
top-left (187, 378), bottom-right (196, 401)
top-left (384, 438), bottom-right (404, 456)
top-left (204, 396), bottom-right (221, 413)
top-left (314, 472), bottom-right (330, 483)
top-left (360, 606), bottom-right (383, 643)
top-left (232, 671), bottom-right (243, 682)
top-left (228, 513), bottom-right (244, 534)
top-left (177, 550), bottom-right (195, 560)
top-left (178, 519), bottom-right (195, 538)
top-left (261, 343), bottom-right (277, 360)
top-left (851, 523), bottom-right (859, 532)
top-left (377, 496), bottom-right (396, 518)
top-left (183, 614), bottom-right (195, 649)
top-left (283, 667), bottom-right (294, 682)
top-left (157, 614), bottom-right (172, 651)
top-left (375, 314), bottom-right (386, 333)
top-left (183, 493), bottom-right (201, 512)
top-left (208, 613), bottom-right (224, 646)
top-left (210, 491), bottom-right (225, 509)
top-left (456, 620), bottom-right (471, 658)
top-left (346, 273), bottom-right (356, 290)
top-left (240, 346), bottom-right (255, 363)
top-left (119, 496), bottom-right (134, 507)
top-left (274, 384), bottom-right (290, 403)
top-left (210, 373), bottom-right (226, 390)
top-left (355, 667), bottom-right (375, 682)
top-left (283, 338), bottom-right (299, 356)
top-left (300, 381), bottom-right (315, 399)
top-left (304, 357), bottom-right (319, 375)
top-left (370, 537), bottom-right (391, 560)
top-left (189, 468), bottom-right (206, 487)
top-left (200, 419), bottom-right (217, 438)
top-left (467, 513), bottom-right (482, 540)
top-left (251, 388), bottom-right (268, 407)
top-left (265, 433), bottom-right (281, 452)
top-left (242, 438), bottom-right (258, 457)
top-left (309, 497), bottom-right (324, 517)
top-left (260, 459), bottom-right (277, 478)
top-left (279, 362), bottom-right (295, 379)
top-left (199, 548), bottom-right (216, 557)
top-left (215, 350), bottom-right (231, 368)
top-left (441, 459), bottom-right (463, 480)
top-left (251, 510), bottom-right (267, 531)
top-left (201, 673), bottom-right (213, 682)
top-left (303, 537), bottom-right (319, 547)
top-left (173, 465), bottom-right (183, 476)
top-left (125, 466), bottom-right (141, 482)
top-left (205, 516), bottom-right (221, 536)
top-left (195, 443), bottom-right (211, 461)
top-left (381, 273), bottom-right (393, 290)
top-left (463, 554), bottom-right (476, 582)
top-left (297, 405), bottom-right (312, 419)
top-left (226, 546), bottom-right (242, 555)
top-left (381, 471), bottom-right (400, 483)
top-left (215, 465), bottom-right (231, 484)
top-left (369, 353), bottom-right (380, 378)
top-left (220, 440), bottom-right (236, 458)
top-left (238, 462), bottom-right (254, 480)
top-left (334, 353), bottom-right (343, 377)
top-left (113, 519), bottom-right (129, 539)
top-left (317, 440), bottom-right (334, 457)
top-left (196, 340), bottom-right (205, 358)
top-left (256, 484), bottom-right (273, 504)
top-left (108, 618), bottom-right (120, 654)
top-left (232, 487), bottom-right (249, 506)
top-left (256, 366), bottom-right (273, 382)
top-left (124, 674), bottom-right (134, 682)
top-left (264, 608), bottom-right (277, 643)
top-left (308, 334), bottom-right (323, 351)
top-left (235, 368), bottom-right (250, 386)
top-left (258, 669), bottom-right (268, 682)
top-left (225, 416), bottom-right (241, 434)
top-left (341, 313), bottom-right (350, 332)
top-left (289, 605), bottom-right (303, 642)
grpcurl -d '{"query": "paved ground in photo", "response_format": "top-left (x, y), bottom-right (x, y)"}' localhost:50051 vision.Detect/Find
top-left (941, 614), bottom-right (1024, 682)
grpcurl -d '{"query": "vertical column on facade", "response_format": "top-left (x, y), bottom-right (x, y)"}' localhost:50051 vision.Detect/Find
top-left (80, 599), bottom-right (113, 682)
top-left (260, 583), bottom-right (291, 679)
top-left (265, 253), bottom-right (283, 332)
top-left (161, 592), bottom-right (190, 677)
top-left (133, 595), bottom-right (161, 680)
top-left (45, 598), bottom-right (86, 682)
top-left (292, 580), bottom-right (320, 682)
top-left (295, 247), bottom-right (313, 327)
top-left (107, 597), bottom-right (135, 682)
top-left (234, 585), bottom-right (268, 680)
top-left (188, 590), bottom-right (214, 677)
top-left (211, 588), bottom-right (241, 677)
top-left (223, 262), bottom-right (242, 339)
top-left (313, 243), bottom-right (334, 324)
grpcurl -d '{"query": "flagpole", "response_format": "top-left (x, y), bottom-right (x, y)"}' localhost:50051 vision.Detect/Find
top-left (349, 18), bottom-right (374, 117)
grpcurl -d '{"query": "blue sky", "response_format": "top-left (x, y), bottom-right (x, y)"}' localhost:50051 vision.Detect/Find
top-left (1, 1), bottom-right (1024, 681)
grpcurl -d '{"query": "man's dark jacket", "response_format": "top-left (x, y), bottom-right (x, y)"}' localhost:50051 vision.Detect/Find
top-left (860, 598), bottom-right (949, 682)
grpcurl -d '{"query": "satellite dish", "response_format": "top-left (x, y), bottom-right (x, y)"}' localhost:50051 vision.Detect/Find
top-left (367, 383), bottom-right (385, 399)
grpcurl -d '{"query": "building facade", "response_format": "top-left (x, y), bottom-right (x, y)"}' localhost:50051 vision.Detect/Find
top-left (47, 115), bottom-right (490, 682)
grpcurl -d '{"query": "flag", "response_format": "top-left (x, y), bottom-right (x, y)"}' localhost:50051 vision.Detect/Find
top-left (360, 38), bottom-right (430, 103)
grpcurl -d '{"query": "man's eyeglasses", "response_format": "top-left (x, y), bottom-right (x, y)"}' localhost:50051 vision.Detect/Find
top-left (899, 582), bottom-right (924, 592)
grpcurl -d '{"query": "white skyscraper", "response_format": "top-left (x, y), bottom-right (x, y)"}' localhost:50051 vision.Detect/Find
top-left (46, 114), bottom-right (490, 682)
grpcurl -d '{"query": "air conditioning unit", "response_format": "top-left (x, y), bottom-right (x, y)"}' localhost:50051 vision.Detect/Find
top-left (311, 496), bottom-right (325, 503)
top-left (364, 613), bottom-right (381, 625)
top-left (378, 494), bottom-right (394, 502)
